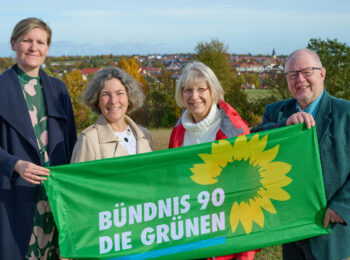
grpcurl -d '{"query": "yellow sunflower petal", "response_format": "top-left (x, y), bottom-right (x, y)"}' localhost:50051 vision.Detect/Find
top-left (190, 131), bottom-right (293, 236)
top-left (250, 145), bottom-right (279, 167)
top-left (264, 187), bottom-right (291, 201)
top-left (230, 202), bottom-right (241, 232)
top-left (248, 134), bottom-right (267, 154)
top-left (199, 140), bottom-right (235, 168)
top-left (256, 190), bottom-right (277, 214)
top-left (198, 154), bottom-right (227, 170)
top-left (239, 202), bottom-right (254, 234)
top-left (241, 135), bottom-right (262, 161)
top-left (211, 139), bottom-right (232, 154)
top-left (231, 135), bottom-right (249, 160)
top-left (261, 175), bottom-right (292, 188)
top-left (249, 199), bottom-right (265, 227)
top-left (190, 163), bottom-right (221, 184)
top-left (260, 162), bottom-right (292, 183)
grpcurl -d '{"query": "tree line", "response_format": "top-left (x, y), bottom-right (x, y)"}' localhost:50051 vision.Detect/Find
top-left (1, 38), bottom-right (349, 131)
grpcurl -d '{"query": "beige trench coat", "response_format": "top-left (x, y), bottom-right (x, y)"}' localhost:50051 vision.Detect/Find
top-left (71, 115), bottom-right (153, 163)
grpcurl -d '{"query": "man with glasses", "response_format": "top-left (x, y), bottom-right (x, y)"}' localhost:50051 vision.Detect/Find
top-left (252, 48), bottom-right (350, 260)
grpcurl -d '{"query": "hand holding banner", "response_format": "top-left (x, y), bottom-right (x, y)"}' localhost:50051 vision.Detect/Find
top-left (45, 124), bottom-right (329, 259)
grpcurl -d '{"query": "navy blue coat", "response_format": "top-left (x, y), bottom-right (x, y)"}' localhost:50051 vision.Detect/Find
top-left (252, 91), bottom-right (350, 260)
top-left (0, 65), bottom-right (77, 259)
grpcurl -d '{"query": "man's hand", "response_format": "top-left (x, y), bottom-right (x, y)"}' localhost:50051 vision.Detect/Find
top-left (324, 208), bottom-right (345, 227)
top-left (286, 112), bottom-right (315, 129)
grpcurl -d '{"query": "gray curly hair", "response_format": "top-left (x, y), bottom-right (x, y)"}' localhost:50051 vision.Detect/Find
top-left (83, 67), bottom-right (145, 114)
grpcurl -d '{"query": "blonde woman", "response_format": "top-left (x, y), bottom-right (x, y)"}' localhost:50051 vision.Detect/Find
top-left (0, 18), bottom-right (77, 259)
top-left (169, 61), bottom-right (259, 260)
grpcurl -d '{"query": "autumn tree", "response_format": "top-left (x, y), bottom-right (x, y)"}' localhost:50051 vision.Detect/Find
top-left (243, 72), bottom-right (260, 88)
top-left (132, 70), bottom-right (180, 128)
top-left (62, 70), bottom-right (93, 131)
top-left (307, 38), bottom-right (350, 99)
top-left (0, 57), bottom-right (15, 71)
top-left (118, 57), bottom-right (148, 94)
top-left (194, 39), bottom-right (249, 121)
top-left (233, 73), bottom-right (246, 87)
top-left (194, 39), bottom-right (232, 91)
top-left (42, 68), bottom-right (59, 78)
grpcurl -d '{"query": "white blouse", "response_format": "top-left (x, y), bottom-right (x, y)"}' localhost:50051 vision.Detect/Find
top-left (113, 125), bottom-right (137, 155)
top-left (181, 104), bottom-right (221, 146)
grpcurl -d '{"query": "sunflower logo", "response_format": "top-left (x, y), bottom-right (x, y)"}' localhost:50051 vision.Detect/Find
top-left (190, 134), bottom-right (292, 234)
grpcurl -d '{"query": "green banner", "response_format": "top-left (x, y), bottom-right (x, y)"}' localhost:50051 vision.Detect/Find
top-left (45, 124), bottom-right (329, 259)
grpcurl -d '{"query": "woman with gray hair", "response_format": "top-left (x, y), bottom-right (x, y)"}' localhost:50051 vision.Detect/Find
top-left (71, 67), bottom-right (153, 163)
top-left (169, 61), bottom-right (258, 260)
top-left (169, 61), bottom-right (249, 147)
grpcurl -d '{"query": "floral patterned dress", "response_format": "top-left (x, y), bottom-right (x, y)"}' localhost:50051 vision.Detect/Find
top-left (16, 68), bottom-right (60, 260)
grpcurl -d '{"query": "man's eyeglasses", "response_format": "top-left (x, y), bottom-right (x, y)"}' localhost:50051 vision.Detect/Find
top-left (284, 67), bottom-right (321, 80)
top-left (183, 87), bottom-right (209, 96)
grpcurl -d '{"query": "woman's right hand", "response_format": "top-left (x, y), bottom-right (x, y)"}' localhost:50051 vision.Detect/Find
top-left (14, 160), bottom-right (50, 185)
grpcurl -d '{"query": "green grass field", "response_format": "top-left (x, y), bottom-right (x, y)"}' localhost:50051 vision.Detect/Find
top-left (149, 128), bottom-right (282, 259)
top-left (243, 89), bottom-right (276, 101)
top-left (149, 128), bottom-right (172, 151)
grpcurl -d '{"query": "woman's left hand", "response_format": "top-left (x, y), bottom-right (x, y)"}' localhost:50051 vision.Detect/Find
top-left (14, 160), bottom-right (50, 185)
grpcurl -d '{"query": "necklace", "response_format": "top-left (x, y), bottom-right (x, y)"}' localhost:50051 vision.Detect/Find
top-left (115, 127), bottom-right (132, 143)
top-left (113, 125), bottom-right (137, 155)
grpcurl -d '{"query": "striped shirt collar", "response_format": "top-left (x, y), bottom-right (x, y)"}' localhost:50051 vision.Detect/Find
top-left (296, 89), bottom-right (325, 117)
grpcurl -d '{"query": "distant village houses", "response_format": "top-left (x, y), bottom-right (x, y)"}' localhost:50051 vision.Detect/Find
top-left (80, 67), bottom-right (101, 80)
top-left (0, 49), bottom-right (288, 89)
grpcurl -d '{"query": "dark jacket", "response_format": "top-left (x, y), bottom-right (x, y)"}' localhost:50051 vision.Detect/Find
top-left (252, 90), bottom-right (350, 260)
top-left (0, 65), bottom-right (77, 259)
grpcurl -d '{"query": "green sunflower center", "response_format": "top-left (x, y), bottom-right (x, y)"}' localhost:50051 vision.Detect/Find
top-left (220, 159), bottom-right (263, 204)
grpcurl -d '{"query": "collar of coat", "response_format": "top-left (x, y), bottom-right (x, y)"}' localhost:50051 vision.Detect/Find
top-left (314, 90), bottom-right (333, 143)
top-left (0, 65), bottom-right (68, 148)
top-left (277, 90), bottom-right (332, 144)
top-left (95, 114), bottom-right (147, 144)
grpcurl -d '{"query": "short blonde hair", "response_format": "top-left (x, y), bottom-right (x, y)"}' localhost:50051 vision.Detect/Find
top-left (83, 67), bottom-right (145, 114)
top-left (11, 18), bottom-right (52, 45)
top-left (175, 61), bottom-right (224, 107)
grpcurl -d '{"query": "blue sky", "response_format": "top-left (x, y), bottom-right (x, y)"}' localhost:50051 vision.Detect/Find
top-left (1, 0), bottom-right (350, 57)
